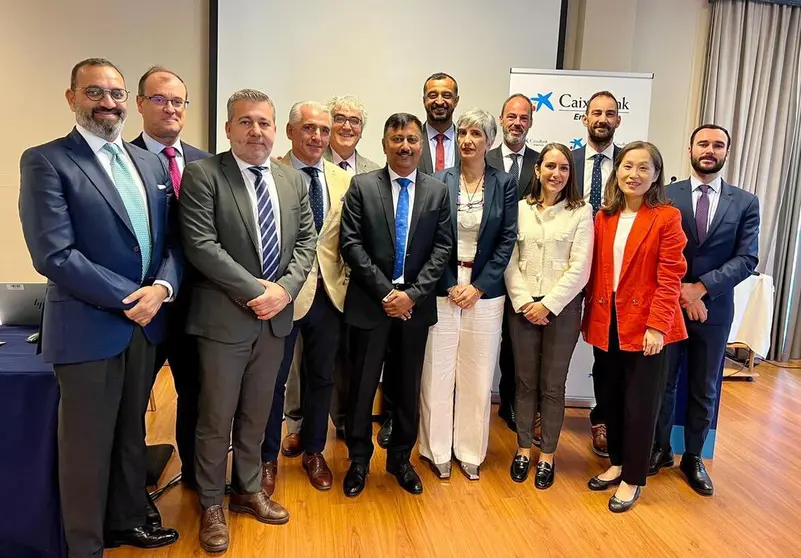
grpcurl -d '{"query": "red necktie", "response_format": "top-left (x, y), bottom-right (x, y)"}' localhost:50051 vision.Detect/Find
top-left (162, 146), bottom-right (182, 197)
top-left (435, 133), bottom-right (446, 172)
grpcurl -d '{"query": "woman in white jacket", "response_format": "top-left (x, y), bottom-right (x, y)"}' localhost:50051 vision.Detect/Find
top-left (504, 142), bottom-right (593, 489)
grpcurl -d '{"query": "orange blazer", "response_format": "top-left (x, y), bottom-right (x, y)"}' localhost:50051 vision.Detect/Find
top-left (582, 204), bottom-right (688, 352)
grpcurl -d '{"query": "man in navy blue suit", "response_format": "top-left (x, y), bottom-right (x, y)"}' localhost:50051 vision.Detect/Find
top-left (649, 124), bottom-right (759, 496)
top-left (131, 65), bottom-right (210, 491)
top-left (18, 58), bottom-right (182, 556)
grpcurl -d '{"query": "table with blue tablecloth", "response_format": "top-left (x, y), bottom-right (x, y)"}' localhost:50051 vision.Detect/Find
top-left (0, 326), bottom-right (66, 558)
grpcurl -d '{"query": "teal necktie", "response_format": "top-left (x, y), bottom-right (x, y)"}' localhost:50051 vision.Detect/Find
top-left (102, 143), bottom-right (151, 280)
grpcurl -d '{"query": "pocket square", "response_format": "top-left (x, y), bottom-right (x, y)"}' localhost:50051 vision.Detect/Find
top-left (157, 184), bottom-right (167, 190)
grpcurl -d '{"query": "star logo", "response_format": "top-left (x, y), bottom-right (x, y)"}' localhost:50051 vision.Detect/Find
top-left (531, 92), bottom-right (554, 112)
top-left (570, 138), bottom-right (584, 150)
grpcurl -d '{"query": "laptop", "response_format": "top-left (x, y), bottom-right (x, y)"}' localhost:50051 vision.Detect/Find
top-left (0, 283), bottom-right (46, 326)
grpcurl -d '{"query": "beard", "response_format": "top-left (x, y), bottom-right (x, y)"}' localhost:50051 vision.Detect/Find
top-left (587, 124), bottom-right (614, 144)
top-left (503, 126), bottom-right (527, 148)
top-left (75, 106), bottom-right (126, 141)
top-left (427, 104), bottom-right (454, 123)
top-left (691, 154), bottom-right (726, 175)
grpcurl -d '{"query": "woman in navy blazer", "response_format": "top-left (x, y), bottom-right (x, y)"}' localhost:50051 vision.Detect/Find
top-left (418, 108), bottom-right (518, 480)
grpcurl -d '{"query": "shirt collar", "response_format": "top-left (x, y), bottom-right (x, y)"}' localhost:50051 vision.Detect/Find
top-left (586, 142), bottom-right (616, 162)
top-left (388, 167), bottom-right (417, 186)
top-left (501, 142), bottom-right (526, 158)
top-left (76, 124), bottom-right (124, 154)
top-left (289, 151), bottom-right (325, 173)
top-left (331, 149), bottom-right (357, 170)
top-left (142, 131), bottom-right (183, 157)
top-left (427, 123), bottom-right (455, 142)
top-left (232, 151), bottom-right (271, 174)
top-left (690, 175), bottom-right (722, 193)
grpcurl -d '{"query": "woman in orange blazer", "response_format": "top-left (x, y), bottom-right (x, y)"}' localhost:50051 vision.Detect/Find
top-left (582, 141), bottom-right (688, 513)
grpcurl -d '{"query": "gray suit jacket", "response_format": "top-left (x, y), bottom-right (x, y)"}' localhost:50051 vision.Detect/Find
top-left (486, 145), bottom-right (540, 200)
top-left (179, 150), bottom-right (317, 342)
top-left (418, 122), bottom-right (460, 175)
top-left (323, 146), bottom-right (381, 174)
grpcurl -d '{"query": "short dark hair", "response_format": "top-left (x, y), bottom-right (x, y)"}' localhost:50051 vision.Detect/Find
top-left (500, 93), bottom-right (533, 119)
top-left (584, 90), bottom-right (618, 115)
top-left (137, 66), bottom-right (188, 99)
top-left (383, 113), bottom-right (423, 137)
top-left (423, 72), bottom-right (459, 97)
top-left (70, 57), bottom-right (124, 90)
top-left (526, 143), bottom-right (585, 210)
top-left (602, 141), bottom-right (670, 215)
top-left (689, 124), bottom-right (731, 148)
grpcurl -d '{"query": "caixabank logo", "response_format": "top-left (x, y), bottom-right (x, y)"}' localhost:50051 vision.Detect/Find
top-left (530, 91), bottom-right (632, 120)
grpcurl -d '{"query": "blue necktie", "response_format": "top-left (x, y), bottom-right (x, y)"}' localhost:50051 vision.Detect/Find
top-left (102, 143), bottom-right (151, 280)
top-left (248, 166), bottom-right (280, 281)
top-left (589, 153), bottom-right (604, 214)
top-left (301, 166), bottom-right (325, 232)
top-left (393, 178), bottom-right (411, 281)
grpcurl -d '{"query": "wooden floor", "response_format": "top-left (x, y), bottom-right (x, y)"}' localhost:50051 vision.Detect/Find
top-left (110, 361), bottom-right (801, 558)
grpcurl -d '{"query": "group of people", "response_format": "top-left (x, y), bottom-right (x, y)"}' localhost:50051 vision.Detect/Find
top-left (17, 59), bottom-right (760, 557)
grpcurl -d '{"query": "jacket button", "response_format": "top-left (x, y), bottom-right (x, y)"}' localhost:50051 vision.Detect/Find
top-left (133, 246), bottom-right (140, 253)
top-left (633, 299), bottom-right (639, 305)
top-left (599, 297), bottom-right (605, 304)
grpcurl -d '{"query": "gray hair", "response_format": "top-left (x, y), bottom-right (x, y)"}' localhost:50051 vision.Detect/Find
top-left (326, 95), bottom-right (368, 128)
top-left (226, 89), bottom-right (276, 123)
top-left (288, 100), bottom-right (330, 126)
top-left (456, 108), bottom-right (497, 147)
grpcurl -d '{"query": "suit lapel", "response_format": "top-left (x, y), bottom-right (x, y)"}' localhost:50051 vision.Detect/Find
top-left (124, 142), bottom-right (161, 246)
top-left (478, 168), bottom-right (496, 236)
top-left (445, 169), bottom-right (458, 238)
top-left (703, 180), bottom-right (732, 244)
top-left (408, 173), bottom-right (429, 245)
top-left (673, 180), bottom-right (698, 244)
top-left (378, 169), bottom-right (396, 245)
top-left (322, 161), bottom-right (346, 231)
top-left (572, 147), bottom-right (586, 196)
top-left (519, 147), bottom-right (538, 199)
top-left (419, 124), bottom-right (433, 174)
top-left (619, 206), bottom-right (658, 283)
top-left (221, 151), bottom-right (260, 256)
top-left (272, 164), bottom-right (294, 259)
top-left (64, 129), bottom-right (135, 235)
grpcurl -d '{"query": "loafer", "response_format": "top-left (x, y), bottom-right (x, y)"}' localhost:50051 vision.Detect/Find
top-left (534, 461), bottom-right (555, 490)
top-left (680, 454), bottom-right (714, 496)
top-left (387, 461), bottom-right (423, 494)
top-left (343, 462), bottom-right (368, 497)
top-left (609, 486), bottom-right (641, 513)
top-left (588, 474), bottom-right (622, 491)
top-left (648, 447), bottom-right (674, 476)
top-left (510, 455), bottom-right (530, 483)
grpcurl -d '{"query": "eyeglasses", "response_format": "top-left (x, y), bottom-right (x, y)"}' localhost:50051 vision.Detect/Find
top-left (75, 87), bottom-right (129, 102)
top-left (141, 95), bottom-right (190, 108)
top-left (333, 114), bottom-right (362, 127)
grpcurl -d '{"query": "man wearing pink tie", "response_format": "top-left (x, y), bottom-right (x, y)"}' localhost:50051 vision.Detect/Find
top-left (418, 72), bottom-right (460, 175)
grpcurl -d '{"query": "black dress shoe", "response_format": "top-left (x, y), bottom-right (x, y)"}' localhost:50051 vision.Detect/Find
top-left (387, 461), bottom-right (423, 495)
top-left (609, 486), bottom-right (641, 513)
top-left (498, 404), bottom-right (517, 433)
top-left (145, 492), bottom-right (162, 527)
top-left (588, 474), bottom-right (623, 491)
top-left (377, 417), bottom-right (393, 449)
top-left (343, 462), bottom-right (369, 497)
top-left (510, 455), bottom-right (530, 483)
top-left (648, 447), bottom-right (674, 476)
top-left (680, 454), bottom-right (714, 496)
top-left (105, 525), bottom-right (179, 549)
top-left (534, 461), bottom-right (555, 490)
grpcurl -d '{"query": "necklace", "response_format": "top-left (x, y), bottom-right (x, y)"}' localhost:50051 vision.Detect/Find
top-left (458, 173), bottom-right (485, 229)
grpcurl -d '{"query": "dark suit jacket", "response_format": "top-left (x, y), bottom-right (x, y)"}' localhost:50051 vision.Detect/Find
top-left (130, 133), bottom-right (210, 164)
top-left (486, 145), bottom-right (540, 200)
top-left (340, 167), bottom-right (453, 329)
top-left (179, 151), bottom-right (317, 342)
top-left (572, 144), bottom-right (623, 197)
top-left (667, 179), bottom-right (760, 326)
top-left (18, 128), bottom-right (182, 364)
top-left (433, 165), bottom-right (518, 299)
top-left (418, 123), bottom-right (460, 175)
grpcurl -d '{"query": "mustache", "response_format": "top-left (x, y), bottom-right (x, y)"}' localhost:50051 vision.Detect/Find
top-left (93, 107), bottom-right (123, 117)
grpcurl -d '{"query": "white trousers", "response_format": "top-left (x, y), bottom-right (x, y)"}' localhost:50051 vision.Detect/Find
top-left (418, 267), bottom-right (505, 465)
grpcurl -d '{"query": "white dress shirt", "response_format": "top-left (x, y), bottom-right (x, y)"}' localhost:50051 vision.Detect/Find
top-left (690, 175), bottom-right (722, 230)
top-left (289, 152), bottom-right (330, 217)
top-left (75, 125), bottom-right (174, 299)
top-left (231, 152), bottom-right (282, 258)
top-left (426, 123), bottom-right (456, 170)
top-left (501, 142), bottom-right (527, 178)
top-left (583, 142), bottom-right (616, 202)
top-left (331, 149), bottom-right (357, 177)
top-left (388, 167), bottom-right (417, 284)
top-left (141, 131), bottom-right (185, 175)
top-left (613, 212), bottom-right (637, 291)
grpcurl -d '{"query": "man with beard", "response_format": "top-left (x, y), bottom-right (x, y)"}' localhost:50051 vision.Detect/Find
top-left (419, 72), bottom-right (460, 174)
top-left (649, 125), bottom-right (759, 496)
top-left (487, 93), bottom-right (540, 433)
top-left (571, 90), bottom-right (622, 458)
top-left (18, 58), bottom-right (181, 555)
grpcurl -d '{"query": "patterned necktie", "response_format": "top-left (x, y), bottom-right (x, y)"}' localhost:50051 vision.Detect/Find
top-left (435, 134), bottom-right (446, 172)
top-left (589, 153), bottom-right (604, 213)
top-left (338, 160), bottom-right (349, 171)
top-left (248, 166), bottom-right (280, 281)
top-left (696, 184), bottom-right (711, 243)
top-left (102, 143), bottom-right (151, 280)
top-left (393, 178), bottom-right (412, 281)
top-left (301, 167), bottom-right (325, 232)
top-left (509, 153), bottom-right (521, 184)
top-left (161, 146), bottom-right (182, 197)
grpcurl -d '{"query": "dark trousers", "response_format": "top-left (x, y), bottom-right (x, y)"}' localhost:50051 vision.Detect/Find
top-left (508, 296), bottom-right (582, 452)
top-left (346, 319), bottom-right (429, 469)
top-left (54, 327), bottom-right (155, 558)
top-left (589, 357), bottom-right (607, 426)
top-left (654, 319), bottom-right (729, 456)
top-left (594, 304), bottom-right (669, 486)
top-left (261, 287), bottom-right (340, 462)
top-left (497, 299), bottom-right (517, 410)
top-left (194, 323), bottom-right (283, 509)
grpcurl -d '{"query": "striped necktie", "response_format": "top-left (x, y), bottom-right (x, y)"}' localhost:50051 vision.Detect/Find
top-left (248, 166), bottom-right (280, 281)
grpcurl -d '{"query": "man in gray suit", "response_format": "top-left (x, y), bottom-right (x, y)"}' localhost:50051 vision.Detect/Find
top-left (179, 89), bottom-right (316, 553)
top-left (418, 72), bottom-right (460, 174)
top-left (323, 95), bottom-right (380, 175)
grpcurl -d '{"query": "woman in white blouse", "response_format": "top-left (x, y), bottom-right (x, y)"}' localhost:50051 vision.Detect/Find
top-left (504, 142), bottom-right (593, 488)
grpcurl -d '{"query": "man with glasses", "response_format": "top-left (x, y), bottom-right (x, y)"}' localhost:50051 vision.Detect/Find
top-left (324, 95), bottom-right (380, 175)
top-left (131, 66), bottom-right (210, 498)
top-left (18, 58), bottom-right (181, 556)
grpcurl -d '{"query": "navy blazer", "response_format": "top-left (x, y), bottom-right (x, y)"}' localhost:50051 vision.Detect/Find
top-left (18, 128), bottom-right (182, 364)
top-left (667, 179), bottom-right (759, 326)
top-left (433, 164), bottom-right (518, 299)
top-left (572, 144), bottom-right (622, 197)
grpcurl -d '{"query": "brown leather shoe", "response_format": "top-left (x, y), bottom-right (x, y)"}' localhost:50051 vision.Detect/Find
top-left (281, 433), bottom-right (303, 458)
top-left (302, 453), bottom-right (333, 491)
top-left (261, 461), bottom-right (277, 496)
top-left (592, 424), bottom-right (609, 458)
top-left (199, 505), bottom-right (228, 553)
top-left (229, 490), bottom-right (289, 525)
